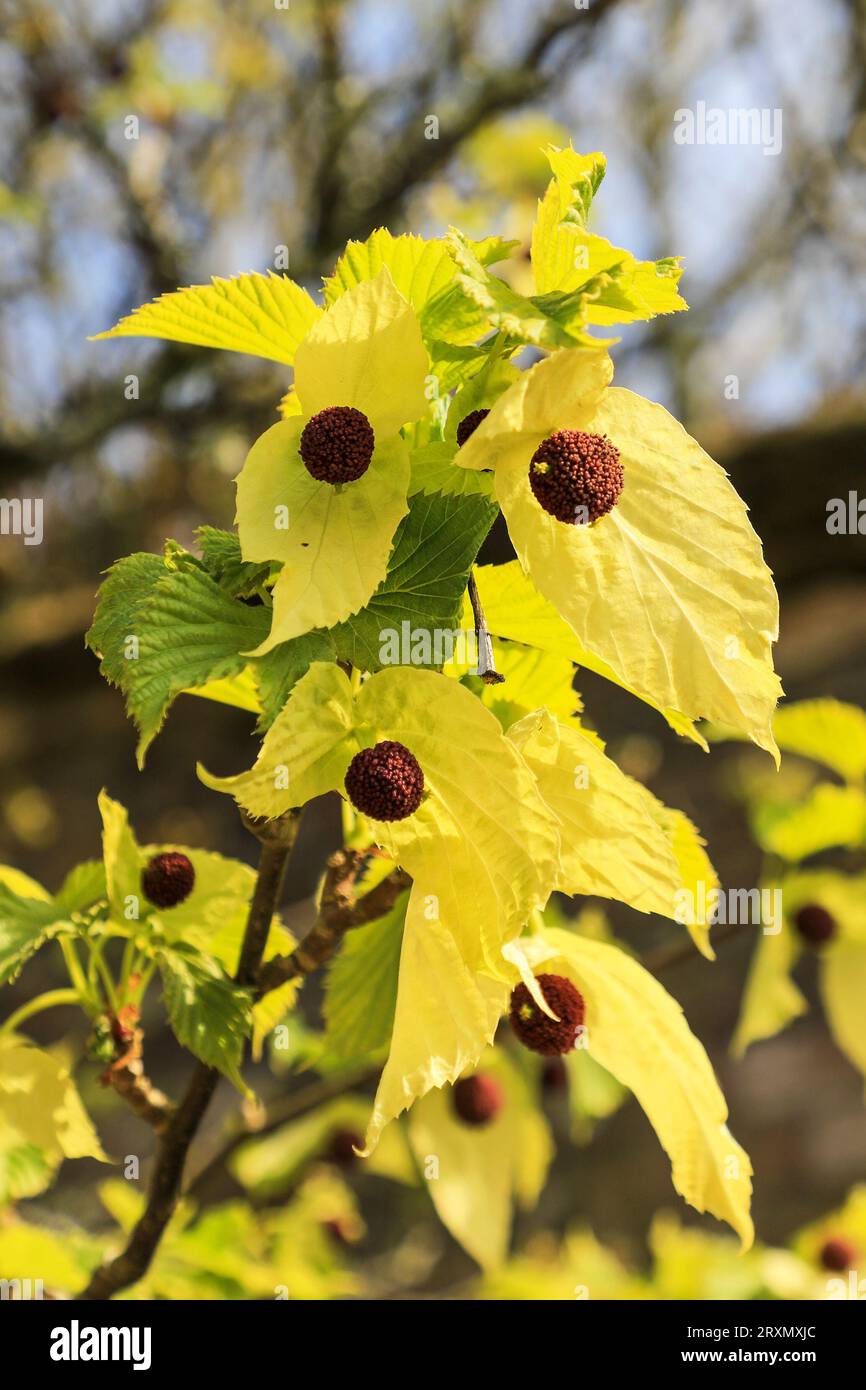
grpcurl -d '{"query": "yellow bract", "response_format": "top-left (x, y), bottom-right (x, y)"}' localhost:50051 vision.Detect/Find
top-left (236, 420), bottom-right (410, 648)
top-left (507, 710), bottom-right (682, 917)
top-left (464, 562), bottom-right (706, 746)
top-left (406, 1048), bottom-right (553, 1270)
top-left (515, 929), bottom-right (754, 1249)
top-left (362, 897), bottom-right (508, 1153)
top-left (458, 351), bottom-right (781, 757)
top-left (199, 662), bottom-right (356, 814)
top-left (0, 1035), bottom-right (107, 1200)
top-left (233, 269), bottom-right (429, 644)
top-left (457, 347), bottom-right (612, 469)
top-left (293, 269), bottom-right (429, 435)
top-left (733, 870), bottom-right (866, 1082)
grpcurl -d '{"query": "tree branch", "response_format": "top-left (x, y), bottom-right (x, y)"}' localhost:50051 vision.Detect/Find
top-left (79, 809), bottom-right (301, 1300)
top-left (256, 849), bottom-right (410, 997)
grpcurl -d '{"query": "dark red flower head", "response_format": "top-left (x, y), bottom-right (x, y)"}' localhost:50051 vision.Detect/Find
top-left (456, 408), bottom-right (490, 448)
top-left (529, 429), bottom-right (623, 525)
top-left (509, 973), bottom-right (585, 1055)
top-left (819, 1236), bottom-right (857, 1272)
top-left (141, 851), bottom-right (195, 909)
top-left (326, 1128), bottom-right (362, 1166)
top-left (452, 1072), bottom-right (505, 1127)
top-left (794, 903), bottom-right (837, 948)
top-left (344, 740), bottom-right (424, 821)
top-left (299, 405), bottom-right (375, 483)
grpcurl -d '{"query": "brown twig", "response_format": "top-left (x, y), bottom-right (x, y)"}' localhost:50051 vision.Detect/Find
top-left (256, 849), bottom-right (410, 997)
top-left (80, 810), bottom-right (301, 1300)
top-left (104, 1055), bottom-right (175, 1134)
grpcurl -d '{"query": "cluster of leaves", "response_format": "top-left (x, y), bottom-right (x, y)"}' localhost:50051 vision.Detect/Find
top-left (480, 1184), bottom-right (866, 1302)
top-left (711, 699), bottom-right (866, 1080)
top-left (0, 793), bottom-right (298, 1207)
top-left (2, 145), bottom-right (791, 1285)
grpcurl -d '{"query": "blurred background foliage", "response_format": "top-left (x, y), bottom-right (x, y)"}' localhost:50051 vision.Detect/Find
top-left (2, 0), bottom-right (866, 1298)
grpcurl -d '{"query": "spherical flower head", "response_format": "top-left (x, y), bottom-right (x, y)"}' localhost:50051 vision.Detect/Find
top-left (529, 429), bottom-right (623, 525)
top-left (819, 1236), bottom-right (857, 1272)
top-left (344, 740), bottom-right (424, 821)
top-left (456, 408), bottom-right (490, 448)
top-left (509, 973), bottom-right (585, 1055)
top-left (795, 903), bottom-right (837, 948)
top-left (299, 405), bottom-right (375, 484)
top-left (141, 851), bottom-right (195, 909)
top-left (326, 1128), bottom-right (361, 1166)
top-left (452, 1072), bottom-right (505, 1127)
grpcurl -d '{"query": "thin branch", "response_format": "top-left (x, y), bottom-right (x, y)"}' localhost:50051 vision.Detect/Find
top-left (80, 809), bottom-right (301, 1300)
top-left (187, 1061), bottom-right (380, 1205)
top-left (256, 849), bottom-right (410, 997)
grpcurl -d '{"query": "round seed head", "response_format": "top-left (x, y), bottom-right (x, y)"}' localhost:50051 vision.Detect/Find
top-left (344, 740), bottom-right (424, 821)
top-left (299, 405), bottom-right (375, 483)
top-left (456, 408), bottom-right (490, 448)
top-left (795, 903), bottom-right (837, 948)
top-left (452, 1072), bottom-right (505, 1127)
top-left (509, 973), bottom-right (585, 1055)
top-left (529, 429), bottom-right (623, 524)
top-left (141, 852), bottom-right (195, 909)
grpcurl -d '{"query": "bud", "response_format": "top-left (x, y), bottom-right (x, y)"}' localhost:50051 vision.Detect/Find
top-left (141, 852), bottom-right (195, 908)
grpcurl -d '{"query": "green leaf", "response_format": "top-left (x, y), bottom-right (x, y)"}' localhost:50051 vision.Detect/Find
top-left (91, 271), bottom-right (321, 366)
top-left (772, 699), bottom-right (866, 786)
top-left (530, 145), bottom-right (685, 326)
top-left (0, 865), bottom-right (49, 900)
top-left (324, 228), bottom-right (490, 347)
top-left (409, 442), bottom-right (496, 499)
top-left (329, 489), bottom-right (497, 672)
top-left (99, 790), bottom-right (143, 924)
top-left (0, 1144), bottom-right (53, 1205)
top-left (157, 944), bottom-right (252, 1090)
top-left (752, 783), bottom-right (866, 861)
top-left (0, 883), bottom-right (61, 985)
top-left (195, 526), bottom-right (273, 598)
top-left (53, 860), bottom-right (107, 916)
top-left (323, 890), bottom-right (408, 1063)
top-left (86, 551), bottom-right (165, 689)
top-left (447, 229), bottom-right (606, 351)
top-left (98, 561), bottom-right (271, 766)
top-left (254, 631), bottom-right (337, 731)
